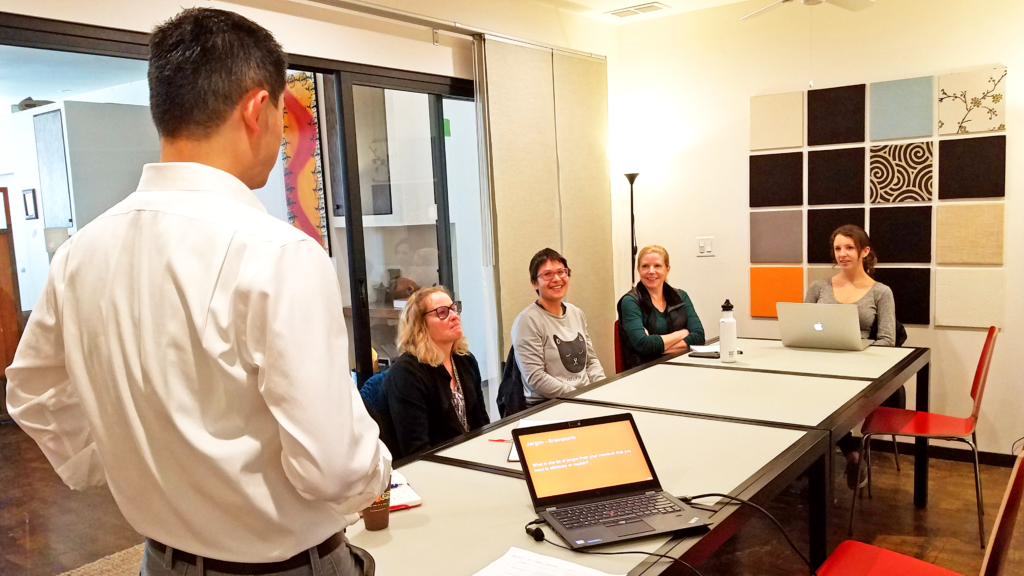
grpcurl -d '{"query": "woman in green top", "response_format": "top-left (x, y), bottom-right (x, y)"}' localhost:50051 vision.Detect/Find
top-left (617, 245), bottom-right (705, 370)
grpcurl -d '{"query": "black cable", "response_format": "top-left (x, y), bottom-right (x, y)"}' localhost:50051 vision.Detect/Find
top-left (1012, 435), bottom-right (1024, 456)
top-left (681, 493), bottom-right (818, 576)
top-left (525, 520), bottom-right (704, 576)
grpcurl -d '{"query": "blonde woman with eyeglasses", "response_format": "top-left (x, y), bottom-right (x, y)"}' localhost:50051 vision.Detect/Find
top-left (381, 286), bottom-right (489, 458)
top-left (510, 248), bottom-right (605, 406)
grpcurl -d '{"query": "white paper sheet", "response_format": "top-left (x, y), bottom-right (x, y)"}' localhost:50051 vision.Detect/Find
top-left (472, 547), bottom-right (625, 576)
top-left (689, 344), bottom-right (719, 353)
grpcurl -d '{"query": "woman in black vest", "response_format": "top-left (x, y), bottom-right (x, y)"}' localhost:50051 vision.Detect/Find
top-left (617, 245), bottom-right (705, 370)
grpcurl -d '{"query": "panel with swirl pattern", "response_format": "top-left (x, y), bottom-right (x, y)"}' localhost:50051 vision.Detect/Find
top-left (869, 142), bottom-right (933, 203)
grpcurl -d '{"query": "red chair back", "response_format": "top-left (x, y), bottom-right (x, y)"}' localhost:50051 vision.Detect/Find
top-left (613, 320), bottom-right (624, 374)
top-left (969, 326), bottom-right (999, 421)
top-left (980, 450), bottom-right (1024, 576)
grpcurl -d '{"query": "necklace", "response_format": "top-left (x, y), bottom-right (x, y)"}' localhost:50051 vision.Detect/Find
top-left (450, 359), bottom-right (468, 432)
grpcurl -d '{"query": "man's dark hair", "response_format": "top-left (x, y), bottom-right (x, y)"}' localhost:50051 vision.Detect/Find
top-left (148, 8), bottom-right (287, 139)
top-left (529, 248), bottom-right (569, 282)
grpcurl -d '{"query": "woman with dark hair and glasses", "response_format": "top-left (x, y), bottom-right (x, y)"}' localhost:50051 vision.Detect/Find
top-left (381, 286), bottom-right (489, 458)
top-left (511, 248), bottom-right (605, 406)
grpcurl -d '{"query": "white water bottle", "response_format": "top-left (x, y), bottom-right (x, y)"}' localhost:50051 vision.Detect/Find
top-left (720, 299), bottom-right (737, 363)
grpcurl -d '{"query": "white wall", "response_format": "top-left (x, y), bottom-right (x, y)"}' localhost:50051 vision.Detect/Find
top-left (0, 106), bottom-right (62, 311)
top-left (71, 80), bottom-right (150, 107)
top-left (609, 0), bottom-right (1024, 455)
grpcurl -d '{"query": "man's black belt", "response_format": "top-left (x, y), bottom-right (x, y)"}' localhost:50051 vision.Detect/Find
top-left (148, 532), bottom-right (344, 574)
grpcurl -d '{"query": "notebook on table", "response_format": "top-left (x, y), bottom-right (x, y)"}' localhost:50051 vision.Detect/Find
top-left (777, 302), bottom-right (873, 351)
top-left (511, 413), bottom-right (710, 550)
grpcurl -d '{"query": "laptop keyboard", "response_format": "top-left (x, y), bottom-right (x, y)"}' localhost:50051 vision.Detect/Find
top-left (549, 494), bottom-right (681, 530)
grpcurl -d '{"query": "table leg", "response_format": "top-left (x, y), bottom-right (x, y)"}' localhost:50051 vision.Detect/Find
top-left (915, 363), bottom-right (930, 509)
top-left (808, 450), bottom-right (829, 569)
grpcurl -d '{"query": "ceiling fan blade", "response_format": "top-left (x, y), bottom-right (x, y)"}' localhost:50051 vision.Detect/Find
top-left (827, 0), bottom-right (875, 12)
top-left (740, 0), bottom-right (791, 21)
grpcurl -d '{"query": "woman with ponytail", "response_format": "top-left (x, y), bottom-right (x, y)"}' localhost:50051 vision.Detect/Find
top-left (804, 224), bottom-right (898, 490)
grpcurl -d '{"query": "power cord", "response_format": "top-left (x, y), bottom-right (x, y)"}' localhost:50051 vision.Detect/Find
top-left (680, 493), bottom-right (818, 576)
top-left (1012, 435), bottom-right (1024, 456)
top-left (524, 520), bottom-right (704, 576)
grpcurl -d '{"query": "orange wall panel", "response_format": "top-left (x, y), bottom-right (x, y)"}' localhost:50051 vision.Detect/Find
top-left (750, 267), bottom-right (803, 318)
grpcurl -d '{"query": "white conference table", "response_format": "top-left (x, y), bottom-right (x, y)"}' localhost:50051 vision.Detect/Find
top-left (352, 402), bottom-right (828, 576)
top-left (587, 338), bottom-right (932, 509)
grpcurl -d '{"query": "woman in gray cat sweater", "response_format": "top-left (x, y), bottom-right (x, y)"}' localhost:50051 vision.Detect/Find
top-left (512, 248), bottom-right (605, 405)
top-left (805, 224), bottom-right (898, 490)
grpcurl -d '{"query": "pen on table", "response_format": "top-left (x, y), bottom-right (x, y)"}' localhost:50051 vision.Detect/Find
top-left (488, 439), bottom-right (514, 443)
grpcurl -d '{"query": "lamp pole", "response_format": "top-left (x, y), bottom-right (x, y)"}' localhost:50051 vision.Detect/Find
top-left (624, 173), bottom-right (639, 285)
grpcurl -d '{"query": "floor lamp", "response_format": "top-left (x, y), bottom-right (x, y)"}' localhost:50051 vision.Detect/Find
top-left (625, 173), bottom-right (639, 284)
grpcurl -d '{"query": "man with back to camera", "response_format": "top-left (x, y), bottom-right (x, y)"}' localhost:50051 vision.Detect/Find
top-left (5, 8), bottom-right (389, 576)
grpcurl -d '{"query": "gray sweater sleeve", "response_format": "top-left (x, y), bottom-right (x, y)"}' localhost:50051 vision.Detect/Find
top-left (872, 285), bottom-right (896, 347)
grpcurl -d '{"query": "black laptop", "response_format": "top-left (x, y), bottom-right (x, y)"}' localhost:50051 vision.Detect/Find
top-left (511, 413), bottom-right (711, 549)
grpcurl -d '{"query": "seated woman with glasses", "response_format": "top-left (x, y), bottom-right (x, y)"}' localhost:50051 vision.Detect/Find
top-left (381, 286), bottom-right (489, 459)
top-left (511, 248), bottom-right (605, 406)
top-left (617, 245), bottom-right (705, 370)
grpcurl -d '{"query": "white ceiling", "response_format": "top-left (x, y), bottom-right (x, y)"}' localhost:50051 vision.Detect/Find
top-left (533, 0), bottom-right (750, 25)
top-left (0, 45), bottom-right (148, 115)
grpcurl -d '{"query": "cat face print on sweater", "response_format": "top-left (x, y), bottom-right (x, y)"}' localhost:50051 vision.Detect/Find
top-left (553, 333), bottom-right (587, 373)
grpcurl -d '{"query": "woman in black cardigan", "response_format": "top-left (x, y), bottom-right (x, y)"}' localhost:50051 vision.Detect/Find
top-left (382, 286), bottom-right (489, 459)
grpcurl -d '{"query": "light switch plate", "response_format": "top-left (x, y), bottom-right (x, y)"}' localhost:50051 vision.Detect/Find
top-left (697, 236), bottom-right (715, 257)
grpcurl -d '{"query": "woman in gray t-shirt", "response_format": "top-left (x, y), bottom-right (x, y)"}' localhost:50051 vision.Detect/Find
top-left (804, 225), bottom-right (900, 490)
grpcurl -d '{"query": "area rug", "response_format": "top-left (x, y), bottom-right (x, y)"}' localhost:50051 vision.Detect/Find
top-left (57, 544), bottom-right (144, 576)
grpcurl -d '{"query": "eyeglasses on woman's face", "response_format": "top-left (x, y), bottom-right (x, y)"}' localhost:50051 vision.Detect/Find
top-left (423, 301), bottom-right (462, 320)
top-left (536, 268), bottom-right (571, 282)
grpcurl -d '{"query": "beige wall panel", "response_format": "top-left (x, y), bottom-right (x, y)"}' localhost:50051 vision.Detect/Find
top-left (553, 53), bottom-right (615, 373)
top-left (806, 267), bottom-right (836, 291)
top-left (484, 40), bottom-right (562, 354)
top-left (750, 92), bottom-right (803, 151)
top-left (936, 203), bottom-right (1004, 265)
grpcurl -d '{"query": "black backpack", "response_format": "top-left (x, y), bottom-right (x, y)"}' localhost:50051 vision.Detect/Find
top-left (869, 318), bottom-right (908, 347)
top-left (496, 346), bottom-right (528, 418)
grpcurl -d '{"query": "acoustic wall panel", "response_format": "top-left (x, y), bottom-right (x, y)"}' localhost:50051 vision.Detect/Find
top-left (806, 267), bottom-right (835, 291)
top-left (808, 84), bottom-right (866, 146)
top-left (871, 268), bottom-right (931, 325)
top-left (935, 268), bottom-right (1004, 328)
top-left (808, 147), bottom-right (865, 205)
top-left (938, 67), bottom-right (1006, 135)
top-left (553, 52), bottom-right (615, 370)
top-left (750, 267), bottom-right (803, 318)
top-left (936, 203), bottom-right (1004, 265)
top-left (750, 210), bottom-right (802, 263)
top-left (807, 208), bottom-right (865, 264)
top-left (869, 206), bottom-right (932, 264)
top-left (749, 152), bottom-right (802, 207)
top-left (870, 143), bottom-right (933, 203)
top-left (938, 136), bottom-right (1006, 199)
top-left (750, 92), bottom-right (803, 151)
top-left (870, 77), bottom-right (934, 141)
top-left (484, 40), bottom-right (562, 353)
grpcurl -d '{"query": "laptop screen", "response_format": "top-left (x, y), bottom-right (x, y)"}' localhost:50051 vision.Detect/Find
top-left (516, 418), bottom-right (655, 500)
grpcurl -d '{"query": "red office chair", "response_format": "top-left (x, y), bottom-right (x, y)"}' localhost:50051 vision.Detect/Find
top-left (849, 326), bottom-right (999, 547)
top-left (613, 320), bottom-right (624, 374)
top-left (821, 447), bottom-right (1024, 576)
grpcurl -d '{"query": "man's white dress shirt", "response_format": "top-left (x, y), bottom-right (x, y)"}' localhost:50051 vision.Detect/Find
top-left (6, 163), bottom-right (391, 562)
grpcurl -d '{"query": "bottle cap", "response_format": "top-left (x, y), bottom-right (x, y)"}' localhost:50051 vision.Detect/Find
top-left (722, 299), bottom-right (734, 311)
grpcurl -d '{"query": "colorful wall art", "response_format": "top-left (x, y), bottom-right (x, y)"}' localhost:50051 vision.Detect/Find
top-left (281, 71), bottom-right (329, 251)
top-left (749, 65), bottom-right (1006, 327)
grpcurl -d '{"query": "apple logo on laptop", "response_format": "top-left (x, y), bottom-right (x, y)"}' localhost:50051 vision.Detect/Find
top-left (813, 322), bottom-right (823, 331)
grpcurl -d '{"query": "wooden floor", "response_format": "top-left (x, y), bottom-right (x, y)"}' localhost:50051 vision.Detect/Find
top-left (1, 422), bottom-right (1021, 576)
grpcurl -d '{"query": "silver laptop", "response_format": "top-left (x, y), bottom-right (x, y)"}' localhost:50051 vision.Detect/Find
top-left (512, 413), bottom-right (710, 549)
top-left (777, 302), bottom-right (873, 351)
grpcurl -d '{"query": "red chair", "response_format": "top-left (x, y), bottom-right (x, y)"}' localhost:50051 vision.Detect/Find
top-left (850, 326), bottom-right (999, 547)
top-left (613, 320), bottom-right (624, 374)
top-left (821, 447), bottom-right (1024, 576)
